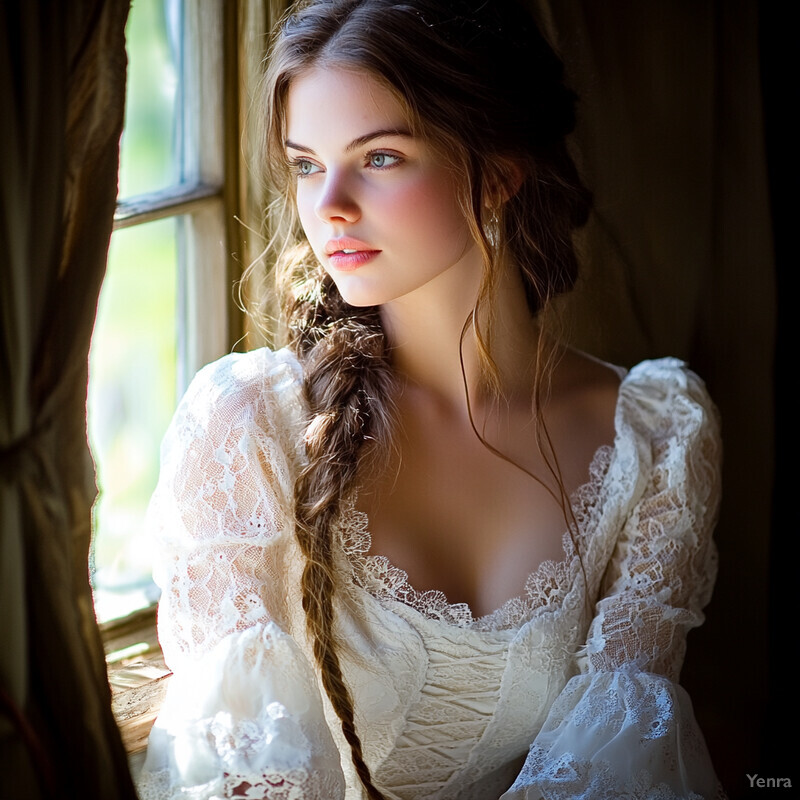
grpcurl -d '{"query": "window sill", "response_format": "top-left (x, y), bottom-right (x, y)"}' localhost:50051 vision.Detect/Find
top-left (102, 605), bottom-right (171, 773)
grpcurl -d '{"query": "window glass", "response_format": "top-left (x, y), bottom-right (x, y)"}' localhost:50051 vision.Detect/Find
top-left (89, 217), bottom-right (179, 623)
top-left (90, 0), bottom-right (227, 625)
top-left (118, 0), bottom-right (180, 198)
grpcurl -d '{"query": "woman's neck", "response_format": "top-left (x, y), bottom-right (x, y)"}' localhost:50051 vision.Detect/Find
top-left (379, 258), bottom-right (541, 418)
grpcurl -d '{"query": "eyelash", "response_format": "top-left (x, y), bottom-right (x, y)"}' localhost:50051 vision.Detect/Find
top-left (287, 150), bottom-right (403, 179)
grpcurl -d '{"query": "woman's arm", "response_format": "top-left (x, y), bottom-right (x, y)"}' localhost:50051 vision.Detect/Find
top-left (135, 350), bottom-right (346, 800)
top-left (503, 360), bottom-right (726, 800)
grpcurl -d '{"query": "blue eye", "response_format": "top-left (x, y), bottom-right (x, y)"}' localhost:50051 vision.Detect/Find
top-left (290, 158), bottom-right (321, 177)
top-left (368, 152), bottom-right (400, 169)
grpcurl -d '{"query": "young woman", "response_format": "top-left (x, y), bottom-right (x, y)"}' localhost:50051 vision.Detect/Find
top-left (136, 1), bottom-right (726, 798)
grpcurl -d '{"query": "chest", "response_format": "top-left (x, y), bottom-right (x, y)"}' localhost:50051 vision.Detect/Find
top-left (357, 420), bottom-right (574, 618)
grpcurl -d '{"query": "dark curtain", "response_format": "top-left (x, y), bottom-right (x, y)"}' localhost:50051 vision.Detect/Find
top-left (0, 1), bottom-right (137, 798)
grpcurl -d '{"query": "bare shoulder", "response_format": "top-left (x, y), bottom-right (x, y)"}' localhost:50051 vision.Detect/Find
top-left (544, 347), bottom-right (622, 488)
top-left (550, 347), bottom-right (622, 419)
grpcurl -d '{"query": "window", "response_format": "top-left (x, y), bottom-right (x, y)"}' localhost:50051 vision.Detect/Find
top-left (91, 0), bottom-right (281, 767)
top-left (89, 0), bottom-right (231, 625)
top-left (89, 0), bottom-right (232, 768)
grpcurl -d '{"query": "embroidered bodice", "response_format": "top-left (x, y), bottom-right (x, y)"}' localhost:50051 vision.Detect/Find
top-left (135, 347), bottom-right (726, 799)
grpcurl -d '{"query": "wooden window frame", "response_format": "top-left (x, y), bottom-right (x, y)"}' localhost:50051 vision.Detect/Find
top-left (102, 0), bottom-right (243, 773)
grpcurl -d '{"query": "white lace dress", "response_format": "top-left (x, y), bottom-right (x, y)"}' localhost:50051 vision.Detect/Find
top-left (135, 347), bottom-right (726, 800)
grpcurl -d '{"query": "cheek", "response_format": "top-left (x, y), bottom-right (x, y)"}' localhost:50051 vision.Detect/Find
top-left (294, 189), bottom-right (323, 250)
top-left (294, 188), bottom-right (315, 229)
top-left (389, 177), bottom-right (468, 240)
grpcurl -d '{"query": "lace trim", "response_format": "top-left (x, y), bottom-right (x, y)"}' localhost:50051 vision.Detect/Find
top-left (514, 745), bottom-right (714, 800)
top-left (136, 767), bottom-right (343, 800)
top-left (339, 445), bottom-right (614, 632)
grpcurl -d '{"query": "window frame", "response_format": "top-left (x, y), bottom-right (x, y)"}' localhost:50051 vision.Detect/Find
top-left (111, 0), bottom-right (235, 386)
top-left (99, 0), bottom-right (248, 770)
top-left (94, 0), bottom-right (232, 632)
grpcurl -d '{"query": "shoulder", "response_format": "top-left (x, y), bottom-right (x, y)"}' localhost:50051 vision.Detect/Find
top-left (548, 348), bottom-right (622, 451)
top-left (539, 349), bottom-right (622, 495)
top-left (614, 358), bottom-right (722, 518)
top-left (184, 346), bottom-right (303, 417)
top-left (180, 346), bottom-right (303, 428)
top-left (546, 351), bottom-right (720, 464)
top-left (167, 346), bottom-right (306, 464)
top-left (617, 357), bottom-right (721, 447)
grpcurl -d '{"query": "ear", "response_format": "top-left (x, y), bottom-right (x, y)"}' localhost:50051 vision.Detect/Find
top-left (484, 157), bottom-right (524, 207)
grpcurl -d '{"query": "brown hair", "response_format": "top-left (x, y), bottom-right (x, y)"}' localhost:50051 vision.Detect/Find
top-left (253, 1), bottom-right (592, 795)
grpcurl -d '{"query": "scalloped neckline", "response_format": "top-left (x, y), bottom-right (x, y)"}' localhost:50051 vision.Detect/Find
top-left (341, 442), bottom-right (615, 632)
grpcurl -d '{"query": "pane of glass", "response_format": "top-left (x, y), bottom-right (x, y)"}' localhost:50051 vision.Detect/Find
top-left (118, 0), bottom-right (182, 198)
top-left (88, 218), bottom-right (179, 622)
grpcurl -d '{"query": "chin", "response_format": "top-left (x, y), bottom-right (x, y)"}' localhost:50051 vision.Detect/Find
top-left (329, 275), bottom-right (390, 309)
top-left (339, 294), bottom-right (386, 310)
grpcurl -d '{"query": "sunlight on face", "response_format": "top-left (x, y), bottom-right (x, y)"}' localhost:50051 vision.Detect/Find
top-left (285, 66), bottom-right (481, 308)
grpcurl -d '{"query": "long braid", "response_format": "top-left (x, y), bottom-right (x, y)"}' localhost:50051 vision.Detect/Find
top-left (286, 265), bottom-right (393, 799)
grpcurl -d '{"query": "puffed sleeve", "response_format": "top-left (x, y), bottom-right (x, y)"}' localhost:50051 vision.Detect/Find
top-left (503, 359), bottom-right (727, 800)
top-left (134, 348), bottom-right (346, 800)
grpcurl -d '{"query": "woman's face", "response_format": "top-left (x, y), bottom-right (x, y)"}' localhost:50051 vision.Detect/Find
top-left (285, 66), bottom-right (481, 308)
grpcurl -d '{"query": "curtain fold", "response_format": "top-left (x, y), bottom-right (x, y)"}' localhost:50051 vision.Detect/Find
top-left (1, 1), bottom-right (137, 798)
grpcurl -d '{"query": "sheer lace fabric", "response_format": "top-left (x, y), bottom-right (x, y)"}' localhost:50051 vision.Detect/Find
top-left (135, 348), bottom-right (725, 800)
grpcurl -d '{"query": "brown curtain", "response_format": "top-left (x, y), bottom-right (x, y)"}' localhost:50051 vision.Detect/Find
top-left (0, 2), bottom-right (137, 798)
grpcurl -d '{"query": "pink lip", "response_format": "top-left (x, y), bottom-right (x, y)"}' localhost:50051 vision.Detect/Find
top-left (324, 237), bottom-right (381, 271)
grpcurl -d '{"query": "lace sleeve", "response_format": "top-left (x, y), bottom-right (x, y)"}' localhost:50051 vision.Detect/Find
top-left (503, 360), bottom-right (727, 800)
top-left (587, 360), bottom-right (722, 681)
top-left (135, 350), bottom-right (346, 800)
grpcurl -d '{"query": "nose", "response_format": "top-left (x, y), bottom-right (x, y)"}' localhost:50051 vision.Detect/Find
top-left (314, 170), bottom-right (361, 224)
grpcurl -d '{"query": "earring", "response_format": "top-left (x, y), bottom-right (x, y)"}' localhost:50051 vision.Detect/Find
top-left (486, 207), bottom-right (500, 248)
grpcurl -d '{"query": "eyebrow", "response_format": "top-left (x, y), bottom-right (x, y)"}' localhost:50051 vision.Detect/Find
top-left (285, 128), bottom-right (413, 154)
